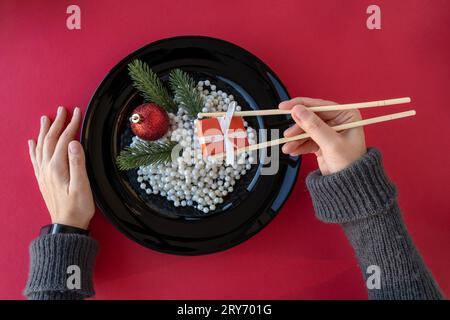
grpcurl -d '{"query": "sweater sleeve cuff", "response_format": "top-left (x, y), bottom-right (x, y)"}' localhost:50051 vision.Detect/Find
top-left (306, 148), bottom-right (397, 223)
top-left (24, 233), bottom-right (98, 300)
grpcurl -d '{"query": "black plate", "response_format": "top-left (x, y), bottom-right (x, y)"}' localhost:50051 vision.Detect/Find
top-left (81, 36), bottom-right (301, 255)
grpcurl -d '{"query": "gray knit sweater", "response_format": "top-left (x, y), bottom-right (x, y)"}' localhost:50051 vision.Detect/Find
top-left (24, 148), bottom-right (443, 299)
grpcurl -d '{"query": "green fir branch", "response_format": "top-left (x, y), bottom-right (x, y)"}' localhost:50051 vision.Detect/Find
top-left (169, 69), bottom-right (203, 117)
top-left (116, 141), bottom-right (176, 171)
top-left (128, 59), bottom-right (177, 113)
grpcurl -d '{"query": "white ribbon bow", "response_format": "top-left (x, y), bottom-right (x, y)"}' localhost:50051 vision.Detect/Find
top-left (218, 101), bottom-right (237, 165)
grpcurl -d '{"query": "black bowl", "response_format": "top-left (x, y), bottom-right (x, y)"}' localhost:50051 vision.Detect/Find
top-left (81, 36), bottom-right (301, 255)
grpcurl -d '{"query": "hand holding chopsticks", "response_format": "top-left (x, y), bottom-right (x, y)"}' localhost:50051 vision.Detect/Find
top-left (206, 97), bottom-right (416, 161)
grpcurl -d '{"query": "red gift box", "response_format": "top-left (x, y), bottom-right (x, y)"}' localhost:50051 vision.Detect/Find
top-left (196, 117), bottom-right (248, 157)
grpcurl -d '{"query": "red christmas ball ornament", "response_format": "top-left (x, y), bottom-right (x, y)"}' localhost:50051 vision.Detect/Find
top-left (130, 103), bottom-right (170, 141)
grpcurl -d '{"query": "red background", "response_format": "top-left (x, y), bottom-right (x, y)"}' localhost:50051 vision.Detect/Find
top-left (0, 0), bottom-right (449, 299)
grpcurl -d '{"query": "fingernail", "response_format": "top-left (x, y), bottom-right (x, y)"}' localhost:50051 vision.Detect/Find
top-left (57, 106), bottom-right (64, 114)
top-left (279, 100), bottom-right (292, 109)
top-left (283, 126), bottom-right (294, 137)
top-left (28, 140), bottom-right (33, 148)
top-left (69, 141), bottom-right (80, 154)
top-left (72, 107), bottom-right (80, 118)
top-left (41, 116), bottom-right (47, 125)
top-left (292, 105), bottom-right (309, 122)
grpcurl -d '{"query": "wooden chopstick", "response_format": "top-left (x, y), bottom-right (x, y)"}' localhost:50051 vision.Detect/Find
top-left (212, 110), bottom-right (416, 159)
top-left (198, 97), bottom-right (411, 118)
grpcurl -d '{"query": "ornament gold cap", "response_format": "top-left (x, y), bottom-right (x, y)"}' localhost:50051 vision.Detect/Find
top-left (131, 113), bottom-right (141, 123)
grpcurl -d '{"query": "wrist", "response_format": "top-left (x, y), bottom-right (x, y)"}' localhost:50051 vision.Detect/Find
top-left (323, 145), bottom-right (367, 175)
top-left (40, 223), bottom-right (90, 236)
top-left (51, 217), bottom-right (90, 230)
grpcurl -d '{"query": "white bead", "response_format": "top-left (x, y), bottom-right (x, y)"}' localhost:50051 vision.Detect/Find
top-left (204, 80), bottom-right (210, 86)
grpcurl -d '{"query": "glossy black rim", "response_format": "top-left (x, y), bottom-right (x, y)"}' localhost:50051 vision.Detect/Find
top-left (81, 36), bottom-right (301, 255)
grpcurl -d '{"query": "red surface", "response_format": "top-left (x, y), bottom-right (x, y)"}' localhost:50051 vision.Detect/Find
top-left (0, 0), bottom-right (449, 300)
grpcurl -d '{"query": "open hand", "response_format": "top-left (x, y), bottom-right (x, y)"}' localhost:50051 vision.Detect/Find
top-left (28, 107), bottom-right (95, 230)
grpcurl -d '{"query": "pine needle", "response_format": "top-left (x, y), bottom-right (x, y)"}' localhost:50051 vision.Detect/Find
top-left (169, 69), bottom-right (203, 117)
top-left (128, 59), bottom-right (177, 113)
top-left (116, 141), bottom-right (177, 171)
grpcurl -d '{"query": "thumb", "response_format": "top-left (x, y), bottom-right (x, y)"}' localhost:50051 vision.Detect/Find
top-left (68, 140), bottom-right (90, 192)
top-left (291, 105), bottom-right (340, 149)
